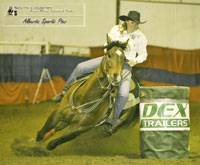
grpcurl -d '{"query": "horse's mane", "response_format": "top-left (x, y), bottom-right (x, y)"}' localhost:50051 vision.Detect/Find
top-left (104, 41), bottom-right (127, 51)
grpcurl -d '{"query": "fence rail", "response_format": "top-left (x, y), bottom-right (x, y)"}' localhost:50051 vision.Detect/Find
top-left (0, 41), bottom-right (90, 56)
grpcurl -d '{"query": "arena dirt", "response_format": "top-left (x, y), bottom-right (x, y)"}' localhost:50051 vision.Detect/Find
top-left (0, 101), bottom-right (199, 165)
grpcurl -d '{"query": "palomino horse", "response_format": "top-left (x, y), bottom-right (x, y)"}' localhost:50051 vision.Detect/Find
top-left (36, 36), bottom-right (139, 150)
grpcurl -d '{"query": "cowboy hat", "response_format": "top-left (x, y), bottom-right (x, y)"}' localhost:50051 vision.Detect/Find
top-left (119, 11), bottom-right (146, 24)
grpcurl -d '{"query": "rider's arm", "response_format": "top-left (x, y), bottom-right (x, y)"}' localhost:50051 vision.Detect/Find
top-left (135, 34), bottom-right (148, 64)
top-left (104, 25), bottom-right (120, 54)
top-left (127, 32), bottom-right (148, 67)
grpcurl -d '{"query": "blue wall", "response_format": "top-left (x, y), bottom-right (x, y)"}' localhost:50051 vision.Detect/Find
top-left (0, 54), bottom-right (89, 82)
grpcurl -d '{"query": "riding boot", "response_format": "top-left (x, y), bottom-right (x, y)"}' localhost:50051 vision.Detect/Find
top-left (52, 86), bottom-right (69, 102)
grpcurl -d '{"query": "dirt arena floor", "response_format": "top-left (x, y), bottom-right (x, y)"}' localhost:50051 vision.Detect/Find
top-left (0, 101), bottom-right (200, 165)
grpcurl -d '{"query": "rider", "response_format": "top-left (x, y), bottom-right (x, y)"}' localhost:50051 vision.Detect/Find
top-left (53, 10), bottom-right (148, 127)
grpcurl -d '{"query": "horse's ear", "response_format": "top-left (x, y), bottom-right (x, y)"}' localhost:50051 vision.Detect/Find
top-left (124, 39), bottom-right (129, 47)
top-left (106, 34), bottom-right (112, 44)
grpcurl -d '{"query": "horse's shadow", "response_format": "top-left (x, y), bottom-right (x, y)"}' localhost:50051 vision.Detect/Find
top-left (52, 124), bottom-right (140, 159)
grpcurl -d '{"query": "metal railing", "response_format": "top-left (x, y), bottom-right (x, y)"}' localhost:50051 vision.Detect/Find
top-left (0, 41), bottom-right (90, 56)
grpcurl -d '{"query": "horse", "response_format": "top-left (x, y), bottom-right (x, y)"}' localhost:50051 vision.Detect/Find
top-left (36, 36), bottom-right (139, 150)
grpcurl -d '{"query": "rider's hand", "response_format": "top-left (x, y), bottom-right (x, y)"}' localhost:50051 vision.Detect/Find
top-left (127, 59), bottom-right (137, 67)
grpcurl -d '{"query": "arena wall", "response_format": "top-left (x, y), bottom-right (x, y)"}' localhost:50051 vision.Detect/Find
top-left (0, 1), bottom-right (199, 104)
top-left (0, 45), bottom-right (199, 104)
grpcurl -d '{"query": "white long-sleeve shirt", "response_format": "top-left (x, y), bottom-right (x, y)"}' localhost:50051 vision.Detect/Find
top-left (106, 25), bottom-right (148, 66)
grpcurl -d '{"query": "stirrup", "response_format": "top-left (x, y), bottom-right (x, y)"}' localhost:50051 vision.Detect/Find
top-left (52, 85), bottom-right (70, 102)
top-left (52, 93), bottom-right (64, 102)
top-left (95, 118), bottom-right (107, 127)
top-left (104, 122), bottom-right (113, 135)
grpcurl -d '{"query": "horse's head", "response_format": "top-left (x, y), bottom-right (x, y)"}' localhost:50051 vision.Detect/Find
top-left (103, 35), bottom-right (128, 86)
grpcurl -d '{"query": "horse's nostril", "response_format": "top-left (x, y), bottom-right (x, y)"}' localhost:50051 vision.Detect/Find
top-left (113, 74), bottom-right (121, 83)
top-left (114, 74), bottom-right (118, 78)
top-left (108, 63), bottom-right (112, 68)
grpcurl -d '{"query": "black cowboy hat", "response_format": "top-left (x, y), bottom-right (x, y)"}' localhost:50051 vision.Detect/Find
top-left (119, 11), bottom-right (146, 24)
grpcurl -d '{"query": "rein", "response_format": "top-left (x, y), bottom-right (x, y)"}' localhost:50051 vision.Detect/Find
top-left (68, 45), bottom-right (132, 114)
top-left (69, 78), bottom-right (112, 114)
top-left (68, 58), bottom-right (112, 114)
top-left (96, 57), bottom-right (111, 90)
top-left (68, 65), bottom-right (131, 114)
top-left (121, 67), bottom-right (132, 81)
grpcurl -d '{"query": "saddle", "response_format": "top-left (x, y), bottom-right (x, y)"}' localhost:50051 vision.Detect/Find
top-left (70, 71), bottom-right (140, 113)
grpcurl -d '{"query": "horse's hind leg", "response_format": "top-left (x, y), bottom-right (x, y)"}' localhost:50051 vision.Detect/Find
top-left (46, 126), bottom-right (91, 150)
top-left (36, 110), bottom-right (62, 142)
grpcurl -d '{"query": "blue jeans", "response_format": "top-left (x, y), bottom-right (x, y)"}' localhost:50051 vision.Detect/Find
top-left (64, 57), bottom-right (131, 126)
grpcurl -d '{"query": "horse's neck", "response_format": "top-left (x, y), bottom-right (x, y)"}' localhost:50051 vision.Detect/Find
top-left (74, 60), bottom-right (109, 104)
top-left (82, 60), bottom-right (109, 93)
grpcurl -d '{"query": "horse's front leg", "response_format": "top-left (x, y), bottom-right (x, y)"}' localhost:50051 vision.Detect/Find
top-left (36, 110), bottom-right (63, 142)
top-left (46, 126), bottom-right (91, 150)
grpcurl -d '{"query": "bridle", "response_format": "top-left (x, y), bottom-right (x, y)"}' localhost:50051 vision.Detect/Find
top-left (96, 56), bottom-right (111, 90)
top-left (96, 48), bottom-right (132, 89)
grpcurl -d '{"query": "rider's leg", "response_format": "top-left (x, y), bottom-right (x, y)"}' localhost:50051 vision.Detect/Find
top-left (110, 63), bottom-right (131, 126)
top-left (53, 57), bottom-right (103, 102)
top-left (64, 56), bottom-right (103, 93)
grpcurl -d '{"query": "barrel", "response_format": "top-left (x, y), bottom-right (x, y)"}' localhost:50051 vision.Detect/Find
top-left (139, 86), bottom-right (190, 159)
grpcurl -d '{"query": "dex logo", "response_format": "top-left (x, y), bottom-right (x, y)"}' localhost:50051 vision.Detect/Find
top-left (142, 103), bottom-right (188, 118)
top-left (140, 102), bottom-right (190, 131)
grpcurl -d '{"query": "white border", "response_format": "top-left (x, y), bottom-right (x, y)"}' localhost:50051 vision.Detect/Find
top-left (141, 127), bottom-right (190, 131)
top-left (2, 3), bottom-right (86, 28)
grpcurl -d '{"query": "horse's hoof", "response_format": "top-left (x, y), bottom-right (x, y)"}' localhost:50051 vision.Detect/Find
top-left (46, 141), bottom-right (57, 150)
top-left (36, 131), bottom-right (44, 142)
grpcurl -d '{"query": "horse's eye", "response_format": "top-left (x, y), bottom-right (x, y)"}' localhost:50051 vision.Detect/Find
top-left (108, 54), bottom-right (112, 58)
top-left (125, 58), bottom-right (129, 63)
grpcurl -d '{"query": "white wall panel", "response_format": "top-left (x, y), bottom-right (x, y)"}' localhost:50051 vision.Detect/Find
top-left (0, 0), bottom-right (199, 54)
top-left (121, 1), bottom-right (200, 49)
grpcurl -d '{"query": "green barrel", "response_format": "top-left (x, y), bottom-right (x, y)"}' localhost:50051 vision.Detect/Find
top-left (139, 86), bottom-right (190, 159)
